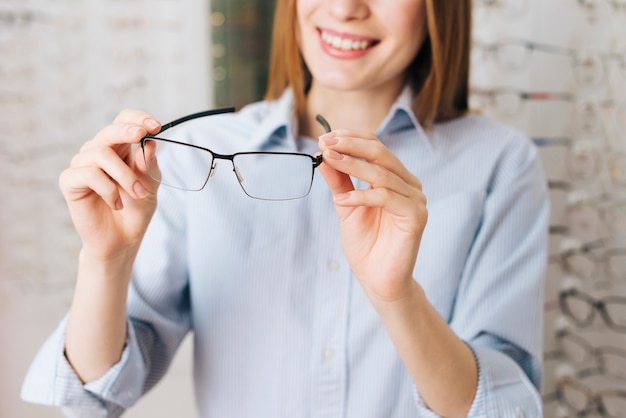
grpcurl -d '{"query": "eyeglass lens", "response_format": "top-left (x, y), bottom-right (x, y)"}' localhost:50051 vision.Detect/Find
top-left (141, 113), bottom-right (331, 200)
top-left (560, 382), bottom-right (626, 417)
top-left (561, 290), bottom-right (626, 331)
top-left (143, 139), bottom-right (318, 200)
top-left (232, 153), bottom-right (317, 200)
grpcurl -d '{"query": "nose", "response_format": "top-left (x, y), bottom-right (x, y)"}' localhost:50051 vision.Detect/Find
top-left (328, 0), bottom-right (370, 21)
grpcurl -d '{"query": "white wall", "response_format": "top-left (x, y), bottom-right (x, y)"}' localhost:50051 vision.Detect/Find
top-left (0, 0), bottom-right (211, 417)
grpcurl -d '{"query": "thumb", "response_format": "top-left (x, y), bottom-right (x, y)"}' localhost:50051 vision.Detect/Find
top-left (134, 142), bottom-right (160, 193)
top-left (318, 155), bottom-right (356, 218)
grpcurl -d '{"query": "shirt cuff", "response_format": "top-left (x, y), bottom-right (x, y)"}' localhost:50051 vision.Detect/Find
top-left (83, 321), bottom-right (146, 408)
top-left (469, 343), bottom-right (542, 417)
top-left (412, 343), bottom-right (542, 417)
top-left (21, 315), bottom-right (146, 414)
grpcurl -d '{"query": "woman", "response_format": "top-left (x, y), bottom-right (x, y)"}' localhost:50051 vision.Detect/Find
top-left (23, 0), bottom-right (548, 417)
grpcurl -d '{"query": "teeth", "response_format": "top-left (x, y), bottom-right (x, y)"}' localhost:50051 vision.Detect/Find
top-left (321, 31), bottom-right (371, 51)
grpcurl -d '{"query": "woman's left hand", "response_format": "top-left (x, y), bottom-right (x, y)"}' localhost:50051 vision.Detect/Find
top-left (318, 129), bottom-right (428, 304)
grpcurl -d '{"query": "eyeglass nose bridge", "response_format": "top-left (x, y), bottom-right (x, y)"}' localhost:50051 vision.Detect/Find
top-left (208, 159), bottom-right (218, 179)
top-left (209, 152), bottom-right (242, 184)
top-left (233, 163), bottom-right (244, 184)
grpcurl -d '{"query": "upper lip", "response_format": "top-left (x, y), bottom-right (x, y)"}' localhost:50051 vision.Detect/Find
top-left (317, 27), bottom-right (378, 42)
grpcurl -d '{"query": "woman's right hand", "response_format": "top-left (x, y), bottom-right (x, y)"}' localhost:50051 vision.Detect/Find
top-left (59, 109), bottom-right (162, 262)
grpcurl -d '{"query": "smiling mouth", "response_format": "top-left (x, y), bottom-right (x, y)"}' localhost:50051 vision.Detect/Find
top-left (320, 30), bottom-right (378, 51)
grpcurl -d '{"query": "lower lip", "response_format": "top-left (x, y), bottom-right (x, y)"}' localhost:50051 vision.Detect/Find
top-left (319, 35), bottom-right (374, 59)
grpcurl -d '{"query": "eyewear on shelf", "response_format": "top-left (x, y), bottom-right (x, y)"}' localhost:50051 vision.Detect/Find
top-left (0, 10), bottom-right (44, 28)
top-left (0, 9), bottom-right (83, 32)
top-left (549, 237), bottom-right (614, 283)
top-left (538, 139), bottom-right (626, 192)
top-left (559, 287), bottom-right (626, 333)
top-left (548, 232), bottom-right (626, 284)
top-left (543, 376), bottom-right (626, 418)
top-left (471, 88), bottom-right (626, 131)
top-left (473, 0), bottom-right (530, 18)
top-left (577, 0), bottom-right (626, 12)
top-left (536, 139), bottom-right (603, 185)
top-left (141, 108), bottom-right (331, 201)
top-left (547, 180), bottom-right (626, 240)
top-left (470, 87), bottom-right (573, 119)
top-left (472, 38), bottom-right (624, 86)
top-left (106, 16), bottom-right (183, 33)
top-left (546, 329), bottom-right (626, 380)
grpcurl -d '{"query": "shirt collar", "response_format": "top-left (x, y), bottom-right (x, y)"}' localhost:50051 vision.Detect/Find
top-left (247, 88), bottom-right (297, 151)
top-left (247, 85), bottom-right (431, 150)
top-left (376, 85), bottom-right (432, 149)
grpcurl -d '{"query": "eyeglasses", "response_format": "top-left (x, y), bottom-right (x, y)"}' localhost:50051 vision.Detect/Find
top-left (548, 181), bottom-right (626, 239)
top-left (576, 100), bottom-right (626, 137)
top-left (548, 329), bottom-right (626, 378)
top-left (538, 137), bottom-right (626, 190)
top-left (574, 0), bottom-right (626, 25)
top-left (470, 87), bottom-right (574, 118)
top-left (577, 0), bottom-right (626, 12)
top-left (559, 288), bottom-right (626, 333)
top-left (473, 0), bottom-right (530, 19)
top-left (472, 38), bottom-right (618, 87)
top-left (141, 108), bottom-right (331, 201)
top-left (471, 89), bottom-right (626, 133)
top-left (550, 237), bottom-right (612, 283)
top-left (536, 139), bottom-right (603, 185)
top-left (543, 376), bottom-right (626, 417)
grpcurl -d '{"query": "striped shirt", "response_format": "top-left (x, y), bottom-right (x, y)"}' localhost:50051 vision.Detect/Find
top-left (22, 87), bottom-right (549, 417)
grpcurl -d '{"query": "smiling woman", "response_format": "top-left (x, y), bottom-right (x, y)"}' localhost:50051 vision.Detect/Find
top-left (21, 1), bottom-right (548, 417)
top-left (265, 0), bottom-right (471, 129)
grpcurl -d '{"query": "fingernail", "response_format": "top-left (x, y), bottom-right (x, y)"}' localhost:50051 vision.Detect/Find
top-left (133, 181), bottom-right (147, 198)
top-left (319, 132), bottom-right (338, 145)
top-left (324, 149), bottom-right (343, 160)
top-left (115, 198), bottom-right (124, 210)
top-left (144, 118), bottom-right (160, 130)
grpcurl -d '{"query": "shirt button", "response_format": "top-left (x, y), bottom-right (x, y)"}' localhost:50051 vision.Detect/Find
top-left (323, 348), bottom-right (335, 360)
top-left (328, 259), bottom-right (340, 271)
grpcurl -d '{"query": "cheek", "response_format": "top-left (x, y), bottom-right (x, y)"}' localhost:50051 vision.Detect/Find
top-left (385, 1), bottom-right (428, 47)
top-left (295, 0), bottom-right (315, 56)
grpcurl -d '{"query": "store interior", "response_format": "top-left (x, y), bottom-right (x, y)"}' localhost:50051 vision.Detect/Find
top-left (1, 0), bottom-right (625, 417)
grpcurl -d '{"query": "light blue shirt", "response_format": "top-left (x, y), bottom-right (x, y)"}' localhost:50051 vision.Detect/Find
top-left (22, 87), bottom-right (549, 417)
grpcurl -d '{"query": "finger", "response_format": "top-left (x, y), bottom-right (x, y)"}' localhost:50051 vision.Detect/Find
top-left (318, 158), bottom-right (355, 196)
top-left (321, 148), bottom-right (416, 199)
top-left (319, 131), bottom-right (422, 189)
top-left (113, 108), bottom-right (161, 133)
top-left (81, 122), bottom-right (150, 153)
top-left (334, 186), bottom-right (427, 220)
top-left (70, 146), bottom-right (153, 199)
top-left (59, 166), bottom-right (125, 211)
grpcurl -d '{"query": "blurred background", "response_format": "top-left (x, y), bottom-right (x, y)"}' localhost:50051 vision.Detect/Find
top-left (1, 0), bottom-right (625, 417)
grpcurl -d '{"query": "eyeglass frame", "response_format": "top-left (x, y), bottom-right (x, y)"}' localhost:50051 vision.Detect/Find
top-left (559, 287), bottom-right (626, 333)
top-left (542, 376), bottom-right (626, 417)
top-left (548, 181), bottom-right (626, 240)
top-left (472, 38), bottom-right (615, 86)
top-left (551, 329), bottom-right (626, 374)
top-left (470, 86), bottom-right (574, 118)
top-left (140, 107), bottom-right (331, 200)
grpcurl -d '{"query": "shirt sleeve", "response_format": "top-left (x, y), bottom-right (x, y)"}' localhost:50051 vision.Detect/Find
top-left (21, 185), bottom-right (192, 416)
top-left (414, 132), bottom-right (549, 417)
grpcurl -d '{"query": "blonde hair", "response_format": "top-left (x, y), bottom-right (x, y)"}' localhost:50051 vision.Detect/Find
top-left (264, 0), bottom-right (471, 128)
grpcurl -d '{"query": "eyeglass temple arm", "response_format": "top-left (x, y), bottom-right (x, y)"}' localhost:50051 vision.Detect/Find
top-left (313, 114), bottom-right (331, 168)
top-left (315, 114), bottom-right (331, 134)
top-left (153, 107), bottom-right (236, 135)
